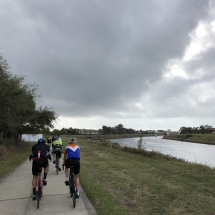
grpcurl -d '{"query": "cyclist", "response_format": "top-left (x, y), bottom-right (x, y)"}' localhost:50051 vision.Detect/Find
top-left (51, 135), bottom-right (55, 143)
top-left (52, 136), bottom-right (63, 171)
top-left (29, 138), bottom-right (51, 200)
top-left (47, 136), bottom-right (52, 146)
top-left (63, 138), bottom-right (80, 198)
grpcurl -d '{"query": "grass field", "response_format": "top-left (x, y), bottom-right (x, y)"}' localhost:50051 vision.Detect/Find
top-left (1, 135), bottom-right (215, 214)
top-left (58, 135), bottom-right (215, 215)
top-left (0, 141), bottom-right (32, 180)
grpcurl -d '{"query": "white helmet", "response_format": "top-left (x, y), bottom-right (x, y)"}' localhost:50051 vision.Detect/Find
top-left (69, 138), bottom-right (76, 143)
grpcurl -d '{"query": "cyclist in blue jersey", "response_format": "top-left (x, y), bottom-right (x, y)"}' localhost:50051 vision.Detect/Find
top-left (63, 138), bottom-right (80, 198)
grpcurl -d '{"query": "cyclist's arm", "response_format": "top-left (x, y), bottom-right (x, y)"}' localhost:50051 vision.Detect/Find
top-left (29, 153), bottom-right (33, 161)
top-left (63, 147), bottom-right (67, 163)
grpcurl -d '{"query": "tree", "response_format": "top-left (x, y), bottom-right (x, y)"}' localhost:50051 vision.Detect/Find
top-left (0, 54), bottom-right (58, 143)
top-left (199, 125), bottom-right (212, 134)
top-left (115, 124), bottom-right (124, 134)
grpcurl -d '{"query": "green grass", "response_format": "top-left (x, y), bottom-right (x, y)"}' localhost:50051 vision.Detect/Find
top-left (58, 135), bottom-right (215, 215)
top-left (0, 144), bottom-right (32, 180)
top-left (165, 134), bottom-right (215, 144)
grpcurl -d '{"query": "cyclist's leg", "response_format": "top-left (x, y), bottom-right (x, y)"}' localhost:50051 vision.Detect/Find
top-left (32, 161), bottom-right (39, 200)
top-left (64, 159), bottom-right (70, 185)
top-left (74, 174), bottom-right (79, 190)
top-left (52, 153), bottom-right (56, 161)
top-left (42, 159), bottom-right (49, 186)
top-left (58, 152), bottom-right (62, 170)
top-left (73, 159), bottom-right (80, 197)
top-left (44, 165), bottom-right (49, 174)
top-left (32, 175), bottom-right (37, 189)
top-left (65, 166), bottom-right (69, 175)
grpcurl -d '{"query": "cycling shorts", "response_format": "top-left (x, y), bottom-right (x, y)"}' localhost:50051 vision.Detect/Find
top-left (32, 159), bottom-right (49, 176)
top-left (52, 147), bottom-right (62, 158)
top-left (65, 158), bottom-right (80, 174)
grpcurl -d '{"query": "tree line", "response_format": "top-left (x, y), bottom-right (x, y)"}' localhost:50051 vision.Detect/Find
top-left (100, 124), bottom-right (157, 135)
top-left (179, 125), bottom-right (214, 134)
top-left (0, 55), bottom-right (58, 144)
top-left (48, 124), bottom-right (167, 135)
top-left (51, 127), bottom-right (80, 135)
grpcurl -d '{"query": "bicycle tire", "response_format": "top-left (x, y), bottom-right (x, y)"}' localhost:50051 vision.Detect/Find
top-left (72, 171), bottom-right (76, 208)
top-left (69, 172), bottom-right (73, 197)
top-left (37, 180), bottom-right (40, 209)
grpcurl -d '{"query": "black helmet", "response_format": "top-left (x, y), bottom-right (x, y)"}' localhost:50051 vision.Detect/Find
top-left (38, 138), bottom-right (46, 144)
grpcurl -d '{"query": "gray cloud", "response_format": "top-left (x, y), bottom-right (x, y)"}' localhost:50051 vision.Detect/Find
top-left (1, 0), bottom-right (214, 129)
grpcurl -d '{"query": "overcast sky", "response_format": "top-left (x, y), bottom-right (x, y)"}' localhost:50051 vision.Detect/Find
top-left (1, 0), bottom-right (215, 131)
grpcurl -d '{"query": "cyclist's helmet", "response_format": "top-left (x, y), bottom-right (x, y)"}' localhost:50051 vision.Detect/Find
top-left (69, 138), bottom-right (76, 143)
top-left (38, 138), bottom-right (46, 144)
top-left (55, 136), bottom-right (59, 140)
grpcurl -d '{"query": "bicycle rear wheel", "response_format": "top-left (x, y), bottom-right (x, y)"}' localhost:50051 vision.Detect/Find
top-left (69, 172), bottom-right (73, 197)
top-left (72, 174), bottom-right (76, 208)
top-left (56, 155), bottom-right (58, 175)
top-left (37, 180), bottom-right (40, 209)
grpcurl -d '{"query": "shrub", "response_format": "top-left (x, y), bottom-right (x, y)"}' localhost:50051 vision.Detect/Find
top-left (137, 137), bottom-right (146, 150)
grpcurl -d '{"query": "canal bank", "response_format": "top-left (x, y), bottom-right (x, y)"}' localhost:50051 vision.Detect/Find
top-left (163, 134), bottom-right (215, 145)
top-left (79, 138), bottom-right (215, 215)
top-left (108, 136), bottom-right (215, 168)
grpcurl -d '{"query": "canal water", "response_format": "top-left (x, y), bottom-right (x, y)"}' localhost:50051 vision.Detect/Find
top-left (109, 136), bottom-right (215, 168)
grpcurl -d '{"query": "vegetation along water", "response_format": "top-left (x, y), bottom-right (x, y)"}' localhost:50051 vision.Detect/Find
top-left (60, 135), bottom-right (215, 215)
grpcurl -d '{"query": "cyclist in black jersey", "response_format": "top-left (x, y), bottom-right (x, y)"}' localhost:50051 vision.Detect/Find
top-left (29, 138), bottom-right (51, 200)
top-left (47, 136), bottom-right (52, 146)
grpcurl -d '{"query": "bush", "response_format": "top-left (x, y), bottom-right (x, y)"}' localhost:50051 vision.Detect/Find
top-left (137, 137), bottom-right (145, 150)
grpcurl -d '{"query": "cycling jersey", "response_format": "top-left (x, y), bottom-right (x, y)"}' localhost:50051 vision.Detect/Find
top-left (47, 137), bottom-right (52, 143)
top-left (52, 139), bottom-right (63, 147)
top-left (64, 143), bottom-right (80, 160)
top-left (32, 143), bottom-right (50, 158)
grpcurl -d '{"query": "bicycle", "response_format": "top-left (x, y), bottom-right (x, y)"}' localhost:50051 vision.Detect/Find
top-left (53, 146), bottom-right (62, 175)
top-left (36, 167), bottom-right (43, 209)
top-left (55, 154), bottom-right (59, 175)
top-left (63, 164), bottom-right (77, 208)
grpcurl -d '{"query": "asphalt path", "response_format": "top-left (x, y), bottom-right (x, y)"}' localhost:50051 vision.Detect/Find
top-left (0, 155), bottom-right (97, 215)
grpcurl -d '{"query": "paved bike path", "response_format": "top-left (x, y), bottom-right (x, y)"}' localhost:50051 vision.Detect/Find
top-left (0, 157), bottom-right (97, 215)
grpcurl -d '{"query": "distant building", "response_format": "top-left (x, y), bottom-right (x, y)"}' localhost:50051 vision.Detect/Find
top-left (22, 134), bottom-right (43, 142)
top-left (167, 129), bottom-right (180, 135)
top-left (80, 129), bottom-right (99, 135)
top-left (208, 128), bottom-right (215, 134)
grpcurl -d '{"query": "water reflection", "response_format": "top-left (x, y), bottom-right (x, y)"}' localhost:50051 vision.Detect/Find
top-left (109, 136), bottom-right (215, 168)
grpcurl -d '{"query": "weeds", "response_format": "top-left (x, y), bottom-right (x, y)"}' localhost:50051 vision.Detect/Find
top-left (0, 139), bottom-right (32, 161)
top-left (137, 137), bottom-right (146, 149)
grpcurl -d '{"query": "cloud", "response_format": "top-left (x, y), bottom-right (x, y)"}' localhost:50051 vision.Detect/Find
top-left (1, 0), bottom-right (214, 130)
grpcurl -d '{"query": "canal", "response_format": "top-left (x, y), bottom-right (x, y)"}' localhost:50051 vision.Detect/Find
top-left (109, 136), bottom-right (215, 168)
